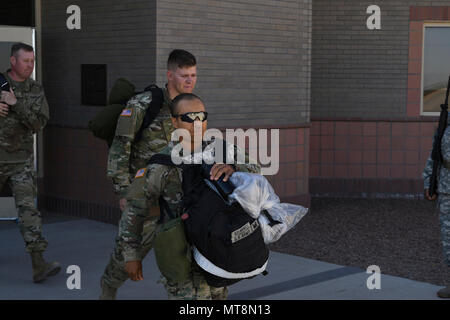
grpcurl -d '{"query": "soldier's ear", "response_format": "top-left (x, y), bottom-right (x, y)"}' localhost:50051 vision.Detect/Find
top-left (171, 115), bottom-right (178, 129)
top-left (10, 55), bottom-right (16, 67)
top-left (167, 70), bottom-right (174, 82)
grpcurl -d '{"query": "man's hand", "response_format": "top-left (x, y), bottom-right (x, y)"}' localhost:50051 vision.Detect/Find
top-left (125, 261), bottom-right (143, 281)
top-left (0, 102), bottom-right (8, 117)
top-left (210, 163), bottom-right (235, 182)
top-left (425, 189), bottom-right (437, 201)
top-left (119, 198), bottom-right (127, 211)
top-left (1, 89), bottom-right (17, 106)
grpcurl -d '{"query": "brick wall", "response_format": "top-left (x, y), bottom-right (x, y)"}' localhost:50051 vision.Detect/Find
top-left (39, 1), bottom-right (313, 221)
top-left (311, 2), bottom-right (450, 198)
top-left (41, 0), bottom-right (313, 129)
top-left (155, 0), bottom-right (312, 128)
top-left (39, 0), bottom-right (157, 221)
top-left (312, 0), bottom-right (450, 120)
top-left (41, 0), bottom-right (157, 127)
top-left (266, 127), bottom-right (310, 205)
top-left (154, 0), bottom-right (312, 205)
top-left (309, 119), bottom-right (435, 198)
top-left (208, 126), bottom-right (310, 205)
top-left (40, 126), bottom-right (121, 223)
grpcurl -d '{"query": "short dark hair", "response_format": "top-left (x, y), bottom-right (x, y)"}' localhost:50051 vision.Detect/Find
top-left (170, 93), bottom-right (204, 116)
top-left (11, 42), bottom-right (34, 57)
top-left (167, 49), bottom-right (196, 71)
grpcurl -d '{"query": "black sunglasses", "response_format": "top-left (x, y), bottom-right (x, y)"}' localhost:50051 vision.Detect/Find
top-left (173, 111), bottom-right (208, 123)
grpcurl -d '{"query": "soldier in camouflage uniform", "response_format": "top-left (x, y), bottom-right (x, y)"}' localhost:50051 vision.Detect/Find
top-left (120, 93), bottom-right (260, 299)
top-left (423, 118), bottom-right (450, 298)
top-left (0, 43), bottom-right (60, 283)
top-left (100, 49), bottom-right (198, 299)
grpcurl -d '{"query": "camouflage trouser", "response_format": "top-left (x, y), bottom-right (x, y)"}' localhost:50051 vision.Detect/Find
top-left (101, 214), bottom-right (160, 288)
top-left (438, 194), bottom-right (450, 266)
top-left (160, 263), bottom-right (228, 300)
top-left (0, 161), bottom-right (48, 253)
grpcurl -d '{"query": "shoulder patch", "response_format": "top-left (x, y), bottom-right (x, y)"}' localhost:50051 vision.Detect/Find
top-left (121, 108), bottom-right (133, 117)
top-left (135, 168), bottom-right (147, 178)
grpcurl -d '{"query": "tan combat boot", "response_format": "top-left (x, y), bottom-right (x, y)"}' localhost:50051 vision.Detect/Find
top-left (30, 252), bottom-right (61, 283)
top-left (99, 278), bottom-right (118, 300)
top-left (437, 286), bottom-right (450, 299)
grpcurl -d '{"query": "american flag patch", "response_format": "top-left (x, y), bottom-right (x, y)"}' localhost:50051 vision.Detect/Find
top-left (135, 168), bottom-right (146, 178)
top-left (121, 108), bottom-right (132, 116)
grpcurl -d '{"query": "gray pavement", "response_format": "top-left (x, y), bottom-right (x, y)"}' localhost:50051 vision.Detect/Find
top-left (0, 216), bottom-right (444, 300)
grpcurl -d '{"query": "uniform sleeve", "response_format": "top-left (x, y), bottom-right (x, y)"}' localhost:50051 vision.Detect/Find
top-left (107, 136), bottom-right (133, 197)
top-left (229, 142), bottom-right (261, 174)
top-left (119, 166), bottom-right (160, 262)
top-left (157, 167), bottom-right (183, 216)
top-left (11, 86), bottom-right (49, 132)
top-left (119, 164), bottom-right (182, 262)
top-left (118, 196), bottom-right (149, 262)
top-left (106, 93), bottom-right (151, 197)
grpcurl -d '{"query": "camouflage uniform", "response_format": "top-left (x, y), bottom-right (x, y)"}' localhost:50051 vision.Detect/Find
top-left (119, 140), bottom-right (260, 299)
top-left (101, 87), bottom-right (175, 288)
top-left (423, 120), bottom-right (450, 266)
top-left (0, 70), bottom-right (49, 253)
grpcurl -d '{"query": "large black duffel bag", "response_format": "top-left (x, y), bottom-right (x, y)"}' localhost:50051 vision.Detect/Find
top-left (149, 153), bottom-right (269, 287)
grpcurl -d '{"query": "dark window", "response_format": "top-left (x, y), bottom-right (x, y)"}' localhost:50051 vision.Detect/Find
top-left (81, 64), bottom-right (107, 106)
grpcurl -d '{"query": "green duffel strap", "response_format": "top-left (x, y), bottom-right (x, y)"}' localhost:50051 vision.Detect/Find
top-left (153, 216), bottom-right (192, 283)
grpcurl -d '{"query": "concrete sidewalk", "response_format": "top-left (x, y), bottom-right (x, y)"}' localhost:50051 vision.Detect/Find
top-left (0, 217), bottom-right (443, 300)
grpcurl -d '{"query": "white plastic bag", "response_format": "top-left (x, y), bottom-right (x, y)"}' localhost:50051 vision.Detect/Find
top-left (229, 172), bottom-right (308, 244)
top-left (259, 203), bottom-right (308, 244)
top-left (229, 172), bottom-right (279, 218)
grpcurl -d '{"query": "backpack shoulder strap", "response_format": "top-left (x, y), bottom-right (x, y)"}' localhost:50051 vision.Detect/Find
top-left (148, 153), bottom-right (176, 167)
top-left (134, 85), bottom-right (165, 142)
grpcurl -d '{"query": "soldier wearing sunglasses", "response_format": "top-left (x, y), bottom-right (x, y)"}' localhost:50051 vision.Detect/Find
top-left (120, 93), bottom-right (260, 299)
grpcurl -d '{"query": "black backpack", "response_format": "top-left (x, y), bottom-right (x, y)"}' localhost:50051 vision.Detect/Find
top-left (149, 153), bottom-right (269, 287)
